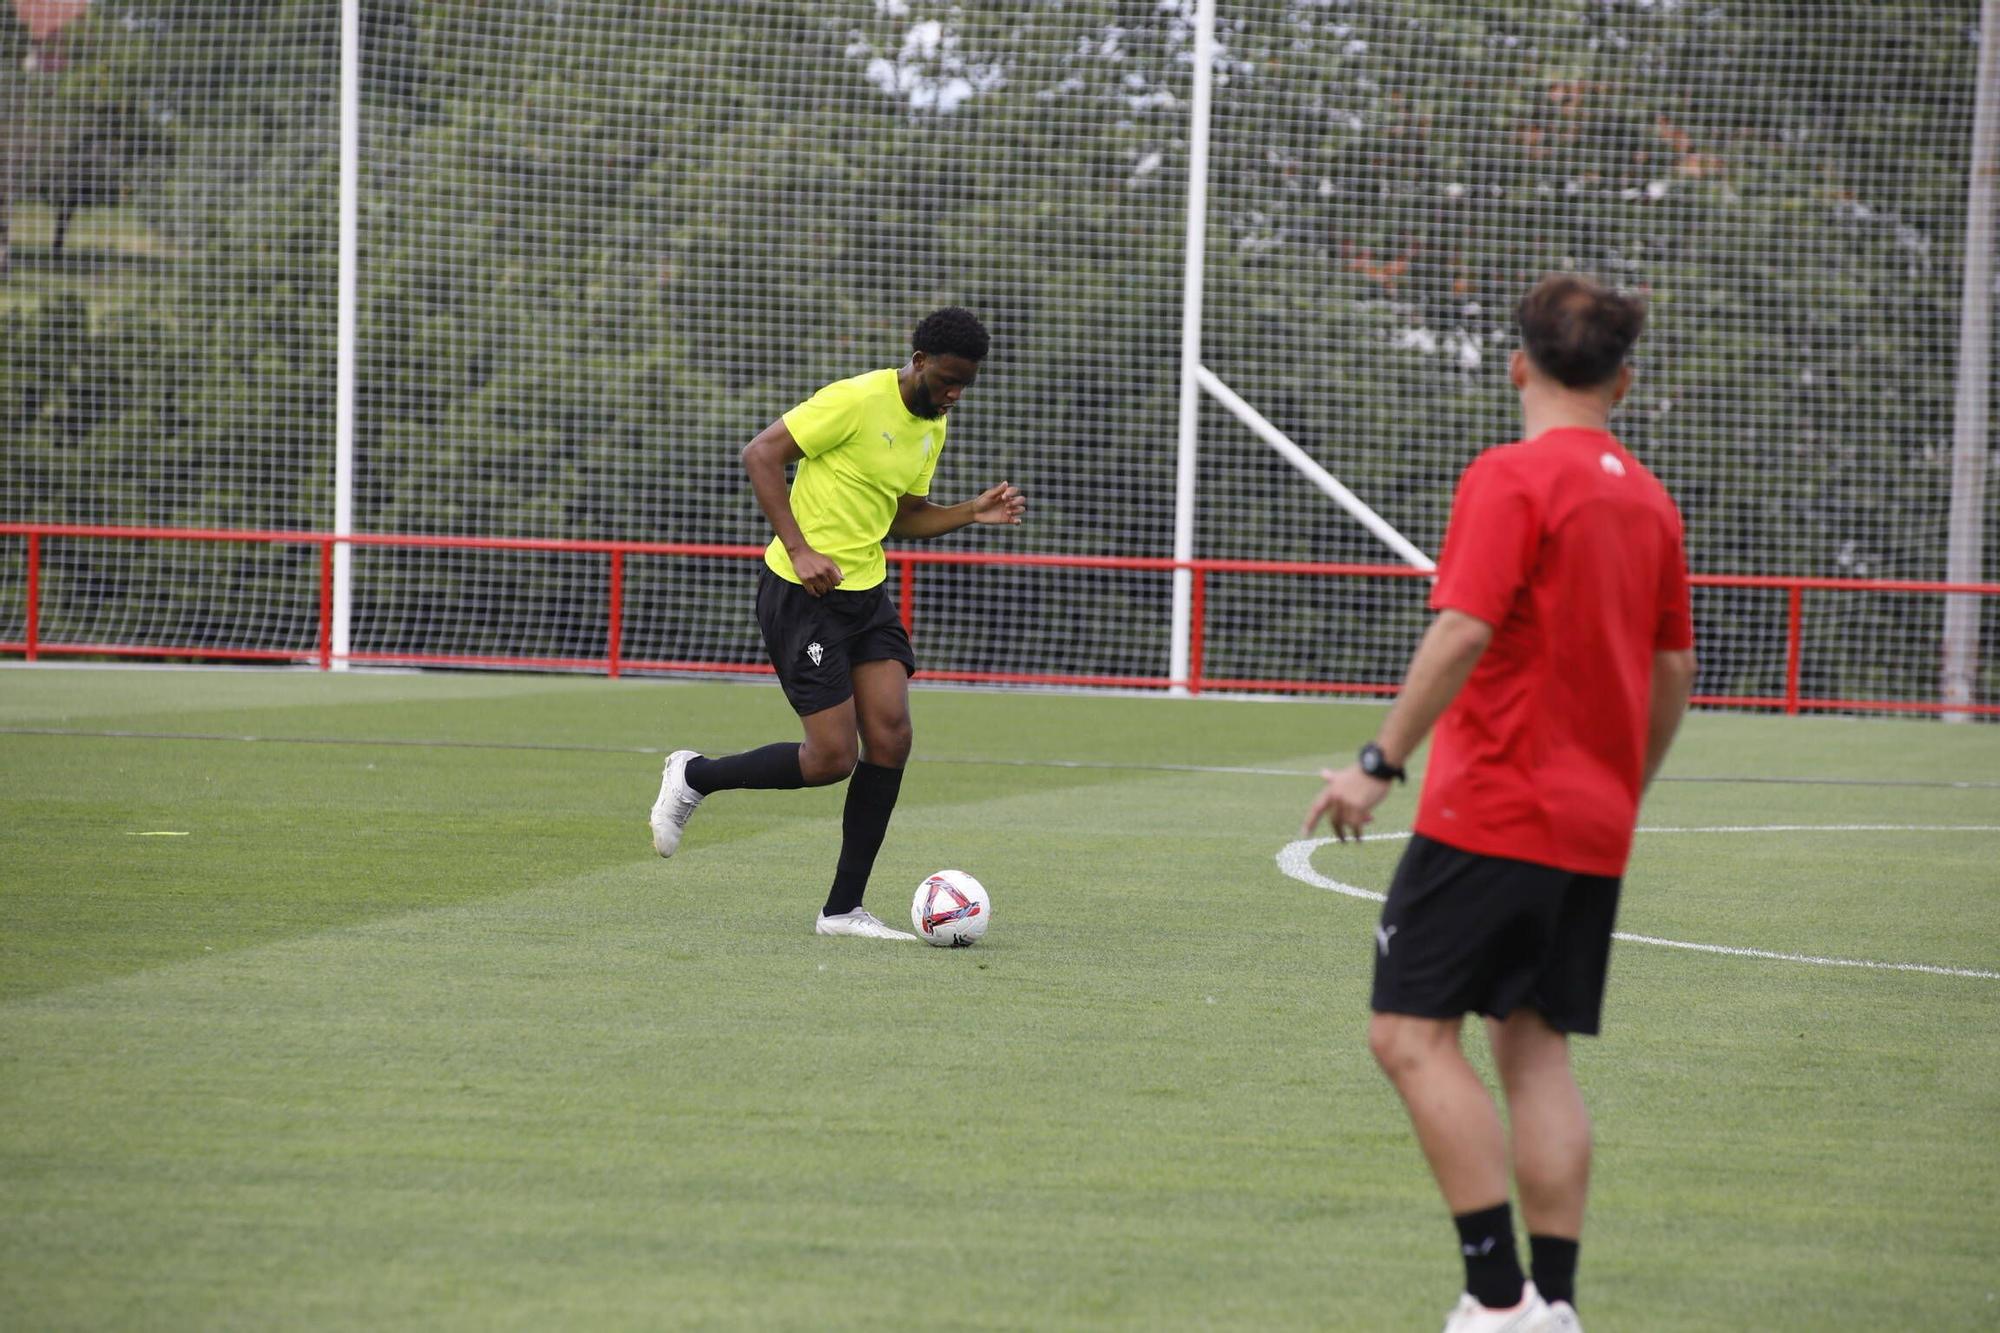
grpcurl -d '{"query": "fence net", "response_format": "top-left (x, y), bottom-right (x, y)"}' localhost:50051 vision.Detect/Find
top-left (1, 1), bottom-right (1993, 710)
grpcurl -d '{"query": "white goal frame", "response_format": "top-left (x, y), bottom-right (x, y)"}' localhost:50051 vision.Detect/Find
top-left (326, 0), bottom-right (1993, 699)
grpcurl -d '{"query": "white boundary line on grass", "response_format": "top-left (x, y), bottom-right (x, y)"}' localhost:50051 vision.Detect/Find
top-left (1276, 826), bottom-right (2000, 981)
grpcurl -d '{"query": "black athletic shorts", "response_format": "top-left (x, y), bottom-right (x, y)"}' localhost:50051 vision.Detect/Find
top-left (755, 565), bottom-right (916, 717)
top-left (1370, 833), bottom-right (1622, 1035)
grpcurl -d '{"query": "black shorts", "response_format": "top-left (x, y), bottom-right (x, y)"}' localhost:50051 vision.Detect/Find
top-left (1370, 834), bottom-right (1622, 1035)
top-left (755, 566), bottom-right (916, 717)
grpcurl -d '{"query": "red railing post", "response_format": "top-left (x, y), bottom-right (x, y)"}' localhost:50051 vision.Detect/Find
top-left (318, 539), bottom-right (333, 670)
top-left (1783, 584), bottom-right (1804, 716)
top-left (1187, 566), bottom-right (1206, 695)
top-left (607, 549), bottom-right (624, 679)
top-left (8, 521), bottom-right (2000, 712)
top-left (25, 532), bottom-right (40, 662)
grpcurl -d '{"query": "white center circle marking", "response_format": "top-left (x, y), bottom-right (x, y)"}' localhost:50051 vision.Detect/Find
top-left (1277, 826), bottom-right (2000, 981)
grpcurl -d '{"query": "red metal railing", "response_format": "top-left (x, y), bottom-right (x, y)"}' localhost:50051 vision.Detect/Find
top-left (3, 521), bottom-right (1998, 716)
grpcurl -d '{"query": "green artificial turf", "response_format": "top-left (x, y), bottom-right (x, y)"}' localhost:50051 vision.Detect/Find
top-left (2, 668), bottom-right (1996, 1330)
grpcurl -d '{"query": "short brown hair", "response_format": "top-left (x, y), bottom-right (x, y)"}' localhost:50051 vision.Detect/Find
top-left (1515, 274), bottom-right (1646, 388)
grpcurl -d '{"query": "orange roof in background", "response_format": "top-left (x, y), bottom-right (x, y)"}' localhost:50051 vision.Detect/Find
top-left (14, 0), bottom-right (90, 42)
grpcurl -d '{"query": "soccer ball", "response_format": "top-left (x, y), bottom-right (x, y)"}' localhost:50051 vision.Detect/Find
top-left (911, 869), bottom-right (990, 948)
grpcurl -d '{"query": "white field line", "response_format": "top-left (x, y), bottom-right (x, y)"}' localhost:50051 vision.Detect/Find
top-left (1276, 826), bottom-right (2000, 981)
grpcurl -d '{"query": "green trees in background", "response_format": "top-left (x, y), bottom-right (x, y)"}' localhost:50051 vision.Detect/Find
top-left (2, 0), bottom-right (335, 529)
top-left (0, 2), bottom-right (1990, 695)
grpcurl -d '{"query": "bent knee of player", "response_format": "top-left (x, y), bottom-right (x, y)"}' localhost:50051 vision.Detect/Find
top-left (859, 715), bottom-right (912, 767)
top-left (1368, 1011), bottom-right (1454, 1081)
top-left (799, 738), bottom-right (858, 785)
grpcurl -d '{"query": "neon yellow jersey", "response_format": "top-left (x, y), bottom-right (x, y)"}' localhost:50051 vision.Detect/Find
top-left (765, 367), bottom-right (945, 591)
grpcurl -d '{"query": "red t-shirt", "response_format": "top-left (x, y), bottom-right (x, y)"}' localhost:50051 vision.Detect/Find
top-left (1414, 427), bottom-right (1694, 876)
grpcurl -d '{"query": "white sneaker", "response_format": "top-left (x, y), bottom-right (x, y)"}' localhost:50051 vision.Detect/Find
top-left (814, 908), bottom-right (917, 941)
top-left (1546, 1301), bottom-right (1582, 1331)
top-left (649, 749), bottom-right (703, 857)
top-left (1442, 1282), bottom-right (1554, 1333)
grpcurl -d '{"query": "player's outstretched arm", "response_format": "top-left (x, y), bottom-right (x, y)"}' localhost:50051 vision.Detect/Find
top-left (1372, 608), bottom-right (1494, 763)
top-left (889, 482), bottom-right (1027, 539)
top-left (1301, 609), bottom-right (1493, 840)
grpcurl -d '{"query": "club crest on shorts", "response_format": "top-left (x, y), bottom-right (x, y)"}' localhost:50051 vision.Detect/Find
top-left (805, 641), bottom-right (823, 666)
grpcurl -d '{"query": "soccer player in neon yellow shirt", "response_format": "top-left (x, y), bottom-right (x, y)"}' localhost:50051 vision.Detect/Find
top-left (648, 308), bottom-right (1026, 938)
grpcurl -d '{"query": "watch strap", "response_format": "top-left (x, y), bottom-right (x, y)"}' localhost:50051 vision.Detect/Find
top-left (1358, 741), bottom-right (1407, 783)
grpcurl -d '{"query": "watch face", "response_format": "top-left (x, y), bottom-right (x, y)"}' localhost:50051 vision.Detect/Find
top-left (1360, 743), bottom-right (1397, 779)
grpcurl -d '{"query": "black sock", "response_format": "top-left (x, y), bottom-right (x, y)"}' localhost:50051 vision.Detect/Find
top-left (1529, 1234), bottom-right (1579, 1309)
top-left (685, 743), bottom-right (804, 795)
top-left (1453, 1203), bottom-right (1525, 1309)
top-left (821, 761), bottom-right (904, 916)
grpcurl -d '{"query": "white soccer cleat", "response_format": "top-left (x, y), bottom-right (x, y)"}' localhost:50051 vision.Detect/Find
top-left (1441, 1283), bottom-right (1554, 1333)
top-left (649, 749), bottom-right (703, 857)
top-left (814, 908), bottom-right (918, 941)
top-left (1546, 1301), bottom-right (1582, 1332)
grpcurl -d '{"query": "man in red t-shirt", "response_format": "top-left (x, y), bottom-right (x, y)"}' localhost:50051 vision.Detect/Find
top-left (1302, 274), bottom-right (1696, 1333)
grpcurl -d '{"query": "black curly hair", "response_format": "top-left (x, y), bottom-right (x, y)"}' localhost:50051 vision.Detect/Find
top-left (912, 307), bottom-right (991, 363)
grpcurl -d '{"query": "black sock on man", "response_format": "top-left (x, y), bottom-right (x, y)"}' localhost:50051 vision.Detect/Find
top-left (1528, 1234), bottom-right (1579, 1309)
top-left (685, 744), bottom-right (805, 795)
top-left (821, 761), bottom-right (904, 916)
top-left (1453, 1203), bottom-right (1526, 1309)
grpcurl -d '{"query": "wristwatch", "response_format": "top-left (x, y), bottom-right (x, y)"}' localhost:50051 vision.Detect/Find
top-left (1357, 741), bottom-right (1407, 784)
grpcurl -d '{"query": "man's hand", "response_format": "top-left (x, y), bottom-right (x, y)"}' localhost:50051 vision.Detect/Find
top-left (789, 547), bottom-right (844, 597)
top-left (971, 481), bottom-right (1027, 526)
top-left (1301, 764), bottom-right (1394, 842)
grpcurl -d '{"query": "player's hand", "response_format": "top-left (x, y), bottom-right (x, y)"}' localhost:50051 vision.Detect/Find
top-left (972, 481), bottom-right (1027, 526)
top-left (790, 547), bottom-right (843, 597)
top-left (1300, 764), bottom-right (1394, 842)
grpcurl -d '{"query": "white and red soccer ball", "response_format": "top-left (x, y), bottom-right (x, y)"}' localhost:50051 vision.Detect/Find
top-left (911, 869), bottom-right (990, 948)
